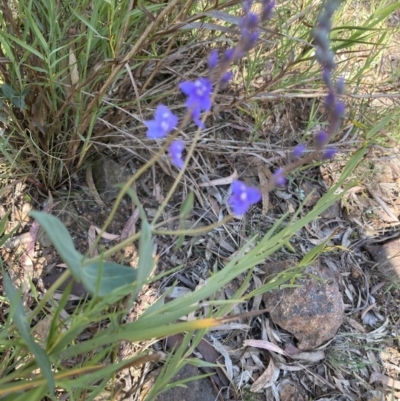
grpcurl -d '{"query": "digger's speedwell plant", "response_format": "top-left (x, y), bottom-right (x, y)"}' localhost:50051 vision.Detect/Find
top-left (0, 0), bottom-right (387, 399)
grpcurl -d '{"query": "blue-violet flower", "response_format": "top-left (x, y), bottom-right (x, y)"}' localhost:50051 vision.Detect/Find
top-left (273, 168), bottom-right (288, 188)
top-left (169, 140), bottom-right (185, 169)
top-left (229, 180), bottom-right (262, 216)
top-left (179, 78), bottom-right (213, 128)
top-left (145, 105), bottom-right (178, 139)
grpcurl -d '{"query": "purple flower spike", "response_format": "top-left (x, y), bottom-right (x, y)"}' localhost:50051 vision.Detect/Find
top-left (240, 12), bottom-right (259, 30)
top-left (322, 147), bottom-right (337, 160)
top-left (335, 101), bottom-right (345, 118)
top-left (316, 131), bottom-right (328, 145)
top-left (179, 77), bottom-right (213, 128)
top-left (291, 144), bottom-right (306, 158)
top-left (229, 180), bottom-right (261, 216)
top-left (169, 140), bottom-right (185, 169)
top-left (243, 0), bottom-right (253, 14)
top-left (273, 168), bottom-right (288, 188)
top-left (145, 105), bottom-right (178, 139)
top-left (261, 0), bottom-right (275, 21)
top-left (241, 30), bottom-right (260, 52)
top-left (208, 50), bottom-right (218, 71)
top-left (221, 71), bottom-right (234, 86)
top-left (224, 48), bottom-right (235, 62)
top-left (336, 77), bottom-right (345, 95)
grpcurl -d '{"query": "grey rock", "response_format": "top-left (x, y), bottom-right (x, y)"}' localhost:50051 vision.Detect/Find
top-left (92, 157), bottom-right (132, 202)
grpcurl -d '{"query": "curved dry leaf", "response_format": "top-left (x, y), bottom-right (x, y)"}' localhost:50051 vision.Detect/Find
top-left (244, 339), bottom-right (286, 356)
top-left (370, 372), bottom-right (400, 390)
top-left (250, 357), bottom-right (279, 392)
top-left (289, 350), bottom-right (325, 362)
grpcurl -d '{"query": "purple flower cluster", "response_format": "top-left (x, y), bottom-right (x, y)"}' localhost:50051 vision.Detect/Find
top-left (143, 0), bottom-right (343, 217)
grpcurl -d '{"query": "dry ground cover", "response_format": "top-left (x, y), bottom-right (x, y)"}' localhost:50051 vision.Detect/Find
top-left (1, 0), bottom-right (400, 400)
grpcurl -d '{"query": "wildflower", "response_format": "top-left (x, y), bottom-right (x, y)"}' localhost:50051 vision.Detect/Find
top-left (229, 180), bottom-right (262, 216)
top-left (316, 131), bottom-right (328, 146)
top-left (291, 144), bottom-right (306, 159)
top-left (240, 12), bottom-right (259, 30)
top-left (336, 77), bottom-right (345, 95)
top-left (221, 71), bottom-right (234, 86)
top-left (322, 147), bottom-right (337, 160)
top-left (144, 105), bottom-right (178, 139)
top-left (224, 48), bottom-right (236, 62)
top-left (273, 168), bottom-right (288, 188)
top-left (208, 50), bottom-right (218, 71)
top-left (261, 0), bottom-right (275, 21)
top-left (179, 78), bottom-right (213, 128)
top-left (169, 140), bottom-right (185, 169)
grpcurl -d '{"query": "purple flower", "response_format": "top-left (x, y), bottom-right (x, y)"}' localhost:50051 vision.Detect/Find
top-left (224, 48), bottom-right (235, 62)
top-left (240, 12), bottom-right (259, 30)
top-left (261, 0), bottom-right (275, 21)
top-left (243, 0), bottom-right (253, 14)
top-left (208, 50), bottom-right (218, 70)
top-left (241, 30), bottom-right (260, 52)
top-left (322, 147), bottom-right (337, 160)
top-left (229, 180), bottom-right (261, 216)
top-left (169, 140), bottom-right (185, 169)
top-left (144, 105), bottom-right (178, 139)
top-left (334, 101), bottom-right (345, 118)
top-left (291, 144), bottom-right (306, 158)
top-left (316, 131), bottom-right (328, 146)
top-left (179, 78), bottom-right (213, 128)
top-left (336, 77), bottom-right (345, 95)
top-left (221, 71), bottom-right (234, 86)
top-left (273, 168), bottom-right (287, 188)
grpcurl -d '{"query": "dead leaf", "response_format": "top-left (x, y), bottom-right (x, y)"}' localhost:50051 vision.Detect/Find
top-left (250, 357), bottom-right (279, 392)
top-left (370, 372), bottom-right (400, 390)
top-left (120, 208), bottom-right (139, 240)
top-left (289, 350), bottom-right (325, 362)
top-left (198, 170), bottom-right (238, 187)
top-left (88, 225), bottom-right (98, 258)
top-left (244, 339), bottom-right (286, 356)
top-left (86, 165), bottom-right (107, 207)
top-left (257, 166), bottom-right (270, 216)
top-left (69, 47), bottom-right (79, 85)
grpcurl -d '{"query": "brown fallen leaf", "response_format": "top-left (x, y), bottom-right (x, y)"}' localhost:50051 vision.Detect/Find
top-left (370, 372), bottom-right (400, 390)
top-left (250, 356), bottom-right (279, 392)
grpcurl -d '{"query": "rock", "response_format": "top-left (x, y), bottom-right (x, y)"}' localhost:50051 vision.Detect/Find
top-left (92, 157), bottom-right (132, 202)
top-left (320, 201), bottom-right (340, 219)
top-left (262, 260), bottom-right (344, 350)
top-left (364, 238), bottom-right (400, 279)
top-left (301, 181), bottom-right (321, 207)
top-left (278, 379), bottom-right (306, 401)
top-left (154, 364), bottom-right (218, 401)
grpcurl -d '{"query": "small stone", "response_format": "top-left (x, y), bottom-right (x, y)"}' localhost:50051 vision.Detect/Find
top-left (321, 201), bottom-right (340, 219)
top-left (364, 238), bottom-right (400, 279)
top-left (92, 157), bottom-right (132, 202)
top-left (301, 181), bottom-right (321, 207)
top-left (262, 260), bottom-right (344, 350)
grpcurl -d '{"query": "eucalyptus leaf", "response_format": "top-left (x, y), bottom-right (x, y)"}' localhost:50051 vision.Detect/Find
top-left (81, 261), bottom-right (137, 297)
top-left (1, 84), bottom-right (17, 100)
top-left (30, 212), bottom-right (83, 280)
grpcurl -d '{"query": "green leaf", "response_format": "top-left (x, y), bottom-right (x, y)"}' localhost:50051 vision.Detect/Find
top-left (1, 84), bottom-right (17, 100)
top-left (11, 96), bottom-right (26, 110)
top-left (30, 212), bottom-right (83, 280)
top-left (81, 261), bottom-right (137, 297)
top-left (0, 211), bottom-right (10, 237)
top-left (3, 273), bottom-right (54, 395)
top-left (180, 191), bottom-right (194, 218)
